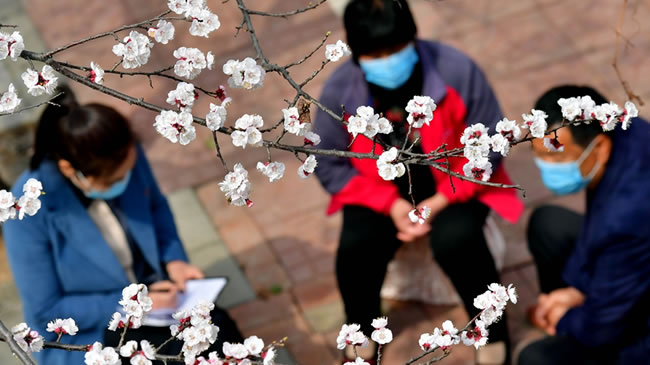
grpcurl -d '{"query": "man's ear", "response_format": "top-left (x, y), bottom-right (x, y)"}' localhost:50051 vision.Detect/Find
top-left (594, 134), bottom-right (612, 166)
top-left (57, 159), bottom-right (76, 180)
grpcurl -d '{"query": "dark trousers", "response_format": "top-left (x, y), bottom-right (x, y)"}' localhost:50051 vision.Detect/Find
top-left (104, 305), bottom-right (243, 364)
top-left (519, 205), bottom-right (616, 365)
top-left (336, 200), bottom-right (509, 344)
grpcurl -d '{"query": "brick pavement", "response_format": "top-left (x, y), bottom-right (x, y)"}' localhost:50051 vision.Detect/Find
top-left (3, 0), bottom-right (650, 364)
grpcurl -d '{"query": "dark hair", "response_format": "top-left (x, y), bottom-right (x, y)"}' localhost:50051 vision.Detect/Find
top-left (344, 0), bottom-right (417, 60)
top-left (30, 85), bottom-right (135, 177)
top-left (534, 85), bottom-right (612, 148)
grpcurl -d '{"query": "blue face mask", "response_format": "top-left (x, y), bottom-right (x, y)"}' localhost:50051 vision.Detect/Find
top-left (359, 43), bottom-right (419, 90)
top-left (76, 170), bottom-right (132, 200)
top-left (534, 139), bottom-right (601, 195)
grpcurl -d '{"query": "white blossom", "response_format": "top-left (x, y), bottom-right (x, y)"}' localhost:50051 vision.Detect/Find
top-left (0, 190), bottom-right (15, 209)
top-left (521, 109), bottom-right (548, 138)
top-left (0, 83), bottom-right (21, 113)
top-left (189, 8), bottom-right (220, 38)
top-left (463, 159), bottom-right (493, 182)
top-left (166, 82), bottom-right (197, 113)
top-left (219, 163), bottom-right (252, 207)
top-left (557, 97), bottom-right (582, 122)
top-left (325, 40), bottom-right (351, 62)
top-left (408, 206), bottom-right (431, 225)
top-left (507, 284), bottom-right (518, 304)
top-left (223, 342), bottom-right (249, 359)
top-left (47, 318), bottom-right (78, 336)
top-left (622, 101), bottom-right (638, 130)
top-left (206, 103), bottom-right (227, 131)
top-left (347, 106), bottom-right (393, 138)
top-left (336, 323), bottom-right (361, 350)
top-left (232, 114), bottom-right (263, 148)
top-left (344, 357), bottom-right (370, 365)
top-left (11, 323), bottom-right (43, 353)
top-left (223, 57), bottom-right (265, 90)
top-left (17, 195), bottom-right (41, 220)
top-left (495, 118), bottom-right (521, 142)
top-left (371, 317), bottom-right (388, 329)
top-left (173, 47), bottom-right (208, 80)
top-left (0, 31), bottom-right (24, 61)
top-left (244, 336), bottom-right (264, 355)
top-left (118, 284), bottom-right (153, 326)
top-left (543, 137), bottom-right (564, 152)
top-left (304, 131), bottom-right (321, 146)
top-left (22, 65), bottom-right (58, 96)
top-left (283, 107), bottom-right (309, 136)
top-left (257, 161), bottom-right (285, 182)
top-left (112, 31), bottom-right (152, 69)
top-left (490, 133), bottom-right (510, 156)
top-left (346, 115), bottom-right (367, 137)
top-left (120, 340), bottom-right (155, 365)
top-left (154, 110), bottom-right (196, 145)
top-left (263, 347), bottom-right (276, 365)
top-left (460, 123), bottom-right (490, 146)
top-left (85, 342), bottom-right (120, 365)
top-left (377, 147), bottom-right (405, 181)
top-left (460, 320), bottom-right (489, 349)
top-left (298, 155), bottom-right (317, 179)
top-left (148, 20), bottom-right (175, 44)
top-left (418, 333), bottom-right (436, 351)
top-left (371, 327), bottom-right (393, 345)
top-left (206, 51), bottom-right (215, 70)
top-left (405, 96), bottom-right (436, 128)
top-left (89, 62), bottom-right (104, 85)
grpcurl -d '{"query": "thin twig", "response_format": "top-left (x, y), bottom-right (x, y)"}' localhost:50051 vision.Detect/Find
top-left (245, 0), bottom-right (328, 18)
top-left (0, 92), bottom-right (63, 117)
top-left (285, 32), bottom-right (331, 69)
top-left (612, 0), bottom-right (644, 105)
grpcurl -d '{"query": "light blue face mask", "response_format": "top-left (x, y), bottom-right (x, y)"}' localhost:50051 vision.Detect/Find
top-left (76, 170), bottom-right (132, 200)
top-left (359, 43), bottom-right (419, 90)
top-left (534, 139), bottom-right (601, 195)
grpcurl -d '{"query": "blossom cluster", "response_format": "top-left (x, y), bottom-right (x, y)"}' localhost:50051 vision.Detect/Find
top-left (174, 47), bottom-right (214, 80)
top-left (346, 106), bottom-right (393, 139)
top-left (112, 31), bottom-right (152, 69)
top-left (85, 342), bottom-right (120, 365)
top-left (108, 284), bottom-right (153, 331)
top-left (257, 161), bottom-right (285, 183)
top-left (154, 110), bottom-right (197, 145)
top-left (0, 31), bottom-right (24, 61)
top-left (405, 95), bottom-right (437, 128)
top-left (119, 340), bottom-right (156, 365)
top-left (0, 178), bottom-right (43, 223)
top-left (377, 147), bottom-right (405, 181)
top-left (336, 323), bottom-right (368, 350)
top-left (282, 106), bottom-right (320, 145)
top-left (408, 206), bottom-right (431, 225)
top-left (148, 20), bottom-right (175, 44)
top-left (0, 83), bottom-right (21, 113)
top-left (222, 335), bottom-right (275, 364)
top-left (473, 283), bottom-right (517, 327)
top-left (168, 0), bottom-right (221, 38)
top-left (460, 122), bottom-right (494, 182)
top-left (170, 301), bottom-right (219, 365)
top-left (11, 323), bottom-right (44, 353)
top-left (219, 163), bottom-right (253, 207)
top-left (21, 65), bottom-right (58, 96)
top-left (558, 96), bottom-right (638, 131)
top-left (325, 40), bottom-right (351, 62)
top-left (46, 318), bottom-right (78, 337)
top-left (298, 155), bottom-right (318, 179)
top-left (232, 114), bottom-right (264, 148)
top-left (223, 58), bottom-right (265, 90)
top-left (167, 82), bottom-right (197, 113)
top-left (418, 320), bottom-right (459, 351)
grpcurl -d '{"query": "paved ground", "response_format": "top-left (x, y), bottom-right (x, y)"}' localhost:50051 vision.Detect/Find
top-left (1, 0), bottom-right (649, 364)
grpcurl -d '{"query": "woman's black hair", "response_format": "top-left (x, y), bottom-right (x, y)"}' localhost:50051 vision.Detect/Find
top-left (344, 0), bottom-right (417, 60)
top-left (30, 84), bottom-right (135, 177)
top-left (534, 85), bottom-right (613, 148)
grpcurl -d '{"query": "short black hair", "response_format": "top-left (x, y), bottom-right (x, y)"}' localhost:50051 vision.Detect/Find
top-left (344, 0), bottom-right (417, 60)
top-left (534, 85), bottom-right (612, 148)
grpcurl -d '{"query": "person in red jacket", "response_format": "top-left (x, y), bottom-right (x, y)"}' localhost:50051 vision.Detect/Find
top-left (313, 0), bottom-right (523, 362)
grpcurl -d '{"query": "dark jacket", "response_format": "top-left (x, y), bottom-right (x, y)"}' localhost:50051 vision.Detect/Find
top-left (558, 118), bottom-right (650, 361)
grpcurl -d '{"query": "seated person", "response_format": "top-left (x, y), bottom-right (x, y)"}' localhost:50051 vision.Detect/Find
top-left (2, 87), bottom-right (242, 365)
top-left (519, 85), bottom-right (650, 364)
top-left (314, 0), bottom-right (523, 363)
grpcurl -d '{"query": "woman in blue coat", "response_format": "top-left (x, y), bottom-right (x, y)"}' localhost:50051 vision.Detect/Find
top-left (2, 87), bottom-right (242, 365)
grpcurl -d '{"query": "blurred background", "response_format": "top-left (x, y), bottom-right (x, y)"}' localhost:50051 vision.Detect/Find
top-left (1, 0), bottom-right (648, 364)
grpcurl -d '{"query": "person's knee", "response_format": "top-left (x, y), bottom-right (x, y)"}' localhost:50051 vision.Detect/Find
top-left (527, 205), bottom-right (562, 255)
top-left (517, 341), bottom-right (549, 365)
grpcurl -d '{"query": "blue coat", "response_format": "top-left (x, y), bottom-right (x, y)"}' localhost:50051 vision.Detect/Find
top-left (558, 118), bottom-right (650, 361)
top-left (2, 146), bottom-right (188, 365)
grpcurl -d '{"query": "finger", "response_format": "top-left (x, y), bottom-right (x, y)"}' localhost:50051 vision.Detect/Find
top-left (396, 231), bottom-right (416, 243)
top-left (150, 280), bottom-right (176, 291)
top-left (189, 266), bottom-right (205, 279)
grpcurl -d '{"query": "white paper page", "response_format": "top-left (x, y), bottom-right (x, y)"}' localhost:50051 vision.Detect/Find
top-left (141, 277), bottom-right (228, 327)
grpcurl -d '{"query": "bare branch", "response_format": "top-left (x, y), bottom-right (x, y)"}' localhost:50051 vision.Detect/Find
top-left (245, 0), bottom-right (328, 18)
top-left (612, 0), bottom-right (644, 106)
top-left (0, 320), bottom-right (37, 365)
top-left (0, 92), bottom-right (63, 117)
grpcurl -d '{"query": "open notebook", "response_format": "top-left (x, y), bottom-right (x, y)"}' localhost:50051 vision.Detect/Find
top-left (140, 277), bottom-right (228, 327)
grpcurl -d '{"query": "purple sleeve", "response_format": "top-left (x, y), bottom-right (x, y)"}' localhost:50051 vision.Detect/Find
top-left (312, 71), bottom-right (359, 195)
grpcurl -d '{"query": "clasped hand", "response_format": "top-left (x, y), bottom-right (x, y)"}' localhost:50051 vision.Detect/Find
top-left (149, 261), bottom-right (204, 310)
top-left (389, 193), bottom-right (448, 243)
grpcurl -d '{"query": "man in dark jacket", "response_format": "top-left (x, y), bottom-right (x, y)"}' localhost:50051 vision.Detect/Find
top-left (314, 0), bottom-right (523, 363)
top-left (519, 85), bottom-right (650, 364)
